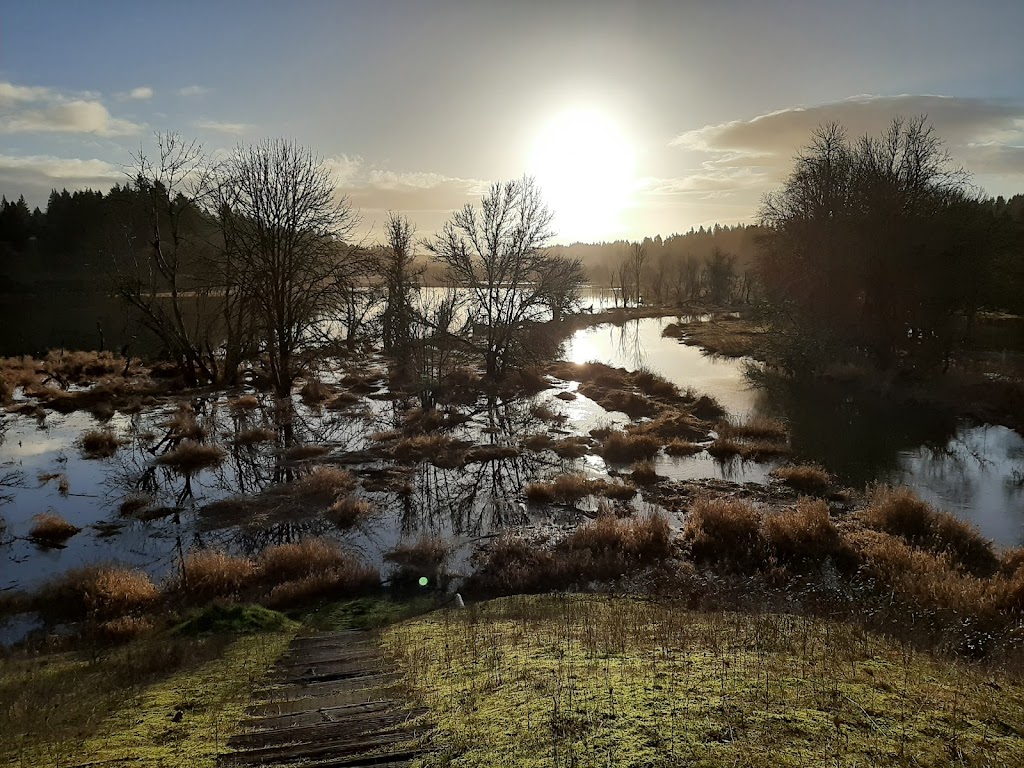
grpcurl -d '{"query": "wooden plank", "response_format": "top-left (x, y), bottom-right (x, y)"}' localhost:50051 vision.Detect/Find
top-left (228, 708), bottom-right (427, 750)
top-left (220, 728), bottom-right (428, 766)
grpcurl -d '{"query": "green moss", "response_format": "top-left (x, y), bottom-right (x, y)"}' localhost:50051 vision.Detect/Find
top-left (1, 628), bottom-right (293, 766)
top-left (385, 595), bottom-right (1024, 768)
top-left (174, 602), bottom-right (295, 636)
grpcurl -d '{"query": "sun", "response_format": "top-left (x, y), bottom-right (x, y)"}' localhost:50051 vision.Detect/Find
top-left (528, 107), bottom-right (637, 242)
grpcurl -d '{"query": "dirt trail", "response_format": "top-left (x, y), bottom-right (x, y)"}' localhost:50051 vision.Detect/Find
top-left (220, 629), bottom-right (428, 767)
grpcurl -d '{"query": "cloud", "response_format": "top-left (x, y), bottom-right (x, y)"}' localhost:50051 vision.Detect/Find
top-left (0, 153), bottom-right (123, 204)
top-left (128, 86), bottom-right (153, 100)
top-left (671, 95), bottom-right (1024, 177)
top-left (0, 81), bottom-right (141, 137)
top-left (194, 119), bottom-right (252, 135)
top-left (177, 85), bottom-right (210, 97)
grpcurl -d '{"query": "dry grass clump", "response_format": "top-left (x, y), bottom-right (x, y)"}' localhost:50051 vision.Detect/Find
top-left (526, 473), bottom-right (606, 504)
top-left (391, 434), bottom-right (469, 464)
top-left (155, 441), bottom-right (226, 474)
top-left (299, 377), bottom-right (332, 404)
top-left (630, 460), bottom-right (660, 485)
top-left (34, 565), bottom-right (160, 620)
top-left (863, 486), bottom-right (998, 576)
top-left (771, 464), bottom-right (832, 494)
top-left (718, 415), bottom-right (788, 441)
top-left (327, 496), bottom-right (377, 529)
top-left (600, 481), bottom-right (638, 500)
top-left (706, 437), bottom-right (743, 459)
top-left (29, 512), bottom-right (81, 544)
top-left (165, 404), bottom-right (207, 441)
top-left (290, 466), bottom-right (356, 501)
top-left (599, 431), bottom-right (661, 463)
top-left (628, 410), bottom-right (705, 441)
top-left (94, 615), bottom-right (155, 644)
top-left (554, 390), bottom-right (577, 401)
top-left (234, 426), bottom-right (276, 446)
top-left (80, 428), bottom-right (123, 458)
top-left (529, 401), bottom-right (565, 422)
top-left (632, 368), bottom-right (679, 399)
top-left (283, 443), bottom-right (330, 461)
top-left (684, 498), bottom-right (765, 572)
top-left (598, 390), bottom-right (660, 419)
top-left (665, 439), bottom-right (703, 456)
top-left (227, 394), bottom-right (260, 413)
top-left (263, 560), bottom-right (380, 608)
top-left (466, 443), bottom-right (522, 463)
top-left (763, 499), bottom-right (847, 570)
top-left (385, 536), bottom-right (452, 589)
top-left (258, 537), bottom-right (356, 583)
top-left (43, 349), bottom-right (124, 380)
top-left (0, 373), bottom-right (12, 404)
top-left (551, 436), bottom-right (591, 459)
top-left (117, 494), bottom-right (153, 518)
top-left (467, 512), bottom-right (673, 595)
top-left (326, 391), bottom-right (361, 410)
top-left (401, 406), bottom-right (469, 433)
top-left (180, 550), bottom-right (257, 598)
top-left (522, 433), bottom-right (555, 452)
top-left (707, 436), bottom-right (790, 461)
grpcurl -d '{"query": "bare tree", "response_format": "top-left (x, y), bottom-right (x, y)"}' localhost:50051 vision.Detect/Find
top-left (629, 241), bottom-right (648, 306)
top-left (216, 139), bottom-right (357, 395)
top-left (107, 133), bottom-right (220, 384)
top-left (426, 176), bottom-right (569, 382)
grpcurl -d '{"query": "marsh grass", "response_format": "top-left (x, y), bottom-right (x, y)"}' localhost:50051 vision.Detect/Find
top-left (684, 497), bottom-right (766, 571)
top-left (386, 594), bottom-right (1024, 768)
top-left (525, 473), bottom-right (607, 504)
top-left (664, 438), bottom-right (703, 456)
top-left (155, 441), bottom-right (226, 474)
top-left (180, 551), bottom-right (258, 599)
top-left (234, 426), bottom-right (276, 446)
top-left (326, 496), bottom-right (377, 529)
top-left (629, 459), bottom-right (660, 485)
top-left (863, 486), bottom-right (999, 576)
top-left (34, 565), bottom-right (159, 620)
top-left (599, 431), bottom-right (661, 462)
top-left (29, 512), bottom-right (81, 544)
top-left (299, 377), bottom-right (331, 404)
top-left (283, 443), bottom-right (330, 461)
top-left (80, 428), bottom-right (123, 458)
top-left (772, 464), bottom-right (832, 494)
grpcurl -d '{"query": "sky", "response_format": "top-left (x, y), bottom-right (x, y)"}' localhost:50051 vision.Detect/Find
top-left (1, 0), bottom-right (1023, 244)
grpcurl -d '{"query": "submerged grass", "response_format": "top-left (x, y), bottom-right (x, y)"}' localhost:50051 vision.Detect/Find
top-left (385, 594), bottom-right (1024, 768)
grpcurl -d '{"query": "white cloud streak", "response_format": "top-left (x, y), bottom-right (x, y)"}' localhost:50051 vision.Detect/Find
top-left (0, 81), bottom-right (141, 137)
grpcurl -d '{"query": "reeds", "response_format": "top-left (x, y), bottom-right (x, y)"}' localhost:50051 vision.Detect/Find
top-left (80, 428), bottom-right (123, 458)
top-left (29, 512), bottom-right (81, 544)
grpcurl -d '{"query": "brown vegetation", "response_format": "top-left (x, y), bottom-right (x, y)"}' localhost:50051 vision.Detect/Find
top-left (465, 443), bottom-right (521, 463)
top-left (283, 443), bottom-right (330, 461)
top-left (664, 439), bottom-right (703, 456)
top-left (299, 377), bottom-right (331, 404)
top-left (771, 464), bottom-right (832, 494)
top-left (326, 496), bottom-right (377, 529)
top-left (29, 513), bottom-right (81, 544)
top-left (227, 394), bottom-right (260, 412)
top-left (525, 473), bottom-right (606, 504)
top-left (34, 565), bottom-right (159, 620)
top-left (466, 512), bottom-right (673, 594)
top-left (385, 536), bottom-right (452, 588)
top-left (629, 460), bottom-right (660, 485)
top-left (180, 550), bottom-right (257, 598)
top-left (663, 316), bottom-right (764, 358)
top-left (599, 431), bottom-right (661, 463)
top-left (117, 494), bottom-right (153, 518)
top-left (718, 415), bottom-right (788, 441)
top-left (80, 429), bottom-right (123, 458)
top-left (762, 499), bottom-right (847, 570)
top-left (862, 486), bottom-right (999, 576)
top-left (155, 441), bottom-right (226, 474)
top-left (390, 434), bottom-right (470, 464)
top-left (234, 426), bottom-right (276, 446)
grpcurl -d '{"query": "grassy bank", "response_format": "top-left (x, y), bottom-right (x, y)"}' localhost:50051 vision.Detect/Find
top-left (386, 594), bottom-right (1024, 768)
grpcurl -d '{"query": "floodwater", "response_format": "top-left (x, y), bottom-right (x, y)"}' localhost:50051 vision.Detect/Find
top-left (563, 317), bottom-right (1024, 548)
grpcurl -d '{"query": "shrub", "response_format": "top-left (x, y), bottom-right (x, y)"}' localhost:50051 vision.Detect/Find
top-left (327, 497), bottom-right (377, 529)
top-left (772, 464), bottom-right (831, 494)
top-left (684, 498), bottom-right (765, 571)
top-left (181, 550), bottom-right (257, 598)
top-left (94, 615), bottom-right (155, 644)
top-left (599, 432), bottom-right (661, 463)
top-left (29, 512), bottom-right (81, 544)
top-left (385, 536), bottom-right (452, 588)
top-left (863, 487), bottom-right (998, 576)
top-left (155, 441), bottom-right (226, 474)
top-left (763, 499), bottom-right (845, 570)
top-left (35, 565), bottom-right (159, 619)
top-left (80, 429), bottom-right (123, 458)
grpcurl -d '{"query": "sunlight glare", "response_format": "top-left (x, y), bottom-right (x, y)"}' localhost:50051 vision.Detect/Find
top-left (529, 107), bottom-right (637, 242)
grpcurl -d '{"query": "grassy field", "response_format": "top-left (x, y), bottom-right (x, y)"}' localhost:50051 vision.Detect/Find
top-left (385, 594), bottom-right (1024, 768)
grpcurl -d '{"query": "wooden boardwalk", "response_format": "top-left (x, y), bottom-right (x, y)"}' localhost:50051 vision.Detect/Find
top-left (220, 630), bottom-right (429, 767)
